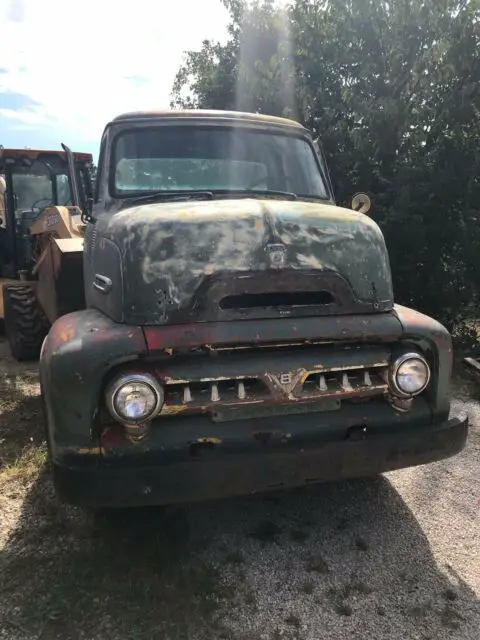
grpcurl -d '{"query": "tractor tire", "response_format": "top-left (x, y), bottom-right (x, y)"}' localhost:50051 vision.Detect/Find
top-left (3, 284), bottom-right (50, 362)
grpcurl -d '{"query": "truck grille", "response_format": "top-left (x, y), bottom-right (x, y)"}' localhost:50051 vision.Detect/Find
top-left (159, 352), bottom-right (389, 417)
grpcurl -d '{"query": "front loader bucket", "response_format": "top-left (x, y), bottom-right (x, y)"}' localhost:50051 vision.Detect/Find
top-left (35, 237), bottom-right (85, 324)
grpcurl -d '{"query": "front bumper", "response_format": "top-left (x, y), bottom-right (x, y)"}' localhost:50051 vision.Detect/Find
top-left (41, 307), bottom-right (465, 508)
top-left (52, 412), bottom-right (468, 508)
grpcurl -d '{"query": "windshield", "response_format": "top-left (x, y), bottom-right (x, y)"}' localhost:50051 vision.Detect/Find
top-left (112, 126), bottom-right (329, 199)
top-left (11, 161), bottom-right (72, 212)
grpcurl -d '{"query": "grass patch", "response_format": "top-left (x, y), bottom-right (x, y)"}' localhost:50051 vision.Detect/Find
top-left (0, 504), bottom-right (234, 639)
top-left (0, 443), bottom-right (47, 483)
top-left (1, 537), bottom-right (228, 639)
top-left (0, 373), bottom-right (45, 487)
top-left (0, 371), bottom-right (232, 639)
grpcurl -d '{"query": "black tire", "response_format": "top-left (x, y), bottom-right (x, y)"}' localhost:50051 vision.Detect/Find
top-left (3, 284), bottom-right (50, 361)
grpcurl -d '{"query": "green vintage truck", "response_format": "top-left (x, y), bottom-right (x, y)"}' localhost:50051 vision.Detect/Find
top-left (39, 110), bottom-right (468, 507)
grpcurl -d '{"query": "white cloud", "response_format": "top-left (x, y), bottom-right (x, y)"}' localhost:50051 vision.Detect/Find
top-left (0, 0), bottom-right (229, 144)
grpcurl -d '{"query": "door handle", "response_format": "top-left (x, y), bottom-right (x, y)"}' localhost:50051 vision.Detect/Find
top-left (93, 274), bottom-right (112, 294)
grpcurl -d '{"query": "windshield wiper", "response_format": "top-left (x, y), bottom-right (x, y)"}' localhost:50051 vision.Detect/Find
top-left (214, 189), bottom-right (298, 201)
top-left (119, 188), bottom-right (299, 210)
top-left (119, 190), bottom-right (214, 210)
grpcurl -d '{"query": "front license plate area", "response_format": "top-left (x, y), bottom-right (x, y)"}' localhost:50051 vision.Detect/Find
top-left (211, 398), bottom-right (341, 423)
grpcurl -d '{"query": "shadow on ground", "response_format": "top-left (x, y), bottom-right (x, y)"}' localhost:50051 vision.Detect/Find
top-left (0, 376), bottom-right (478, 640)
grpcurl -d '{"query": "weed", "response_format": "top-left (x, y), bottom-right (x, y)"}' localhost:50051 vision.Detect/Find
top-left (305, 554), bottom-right (329, 574)
top-left (354, 535), bottom-right (369, 551)
top-left (225, 551), bottom-right (245, 565)
top-left (440, 603), bottom-right (464, 630)
top-left (300, 581), bottom-right (315, 595)
top-left (334, 602), bottom-right (353, 616)
top-left (285, 613), bottom-right (301, 628)
top-left (290, 528), bottom-right (309, 542)
top-left (249, 521), bottom-right (281, 544)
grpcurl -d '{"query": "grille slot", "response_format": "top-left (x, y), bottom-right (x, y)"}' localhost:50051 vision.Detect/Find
top-left (301, 366), bottom-right (387, 398)
top-left (162, 377), bottom-right (269, 413)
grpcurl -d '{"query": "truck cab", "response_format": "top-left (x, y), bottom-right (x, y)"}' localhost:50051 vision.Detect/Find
top-left (39, 110), bottom-right (468, 508)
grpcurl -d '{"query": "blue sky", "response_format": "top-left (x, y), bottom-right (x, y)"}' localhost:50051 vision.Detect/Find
top-left (0, 0), bottom-right (229, 160)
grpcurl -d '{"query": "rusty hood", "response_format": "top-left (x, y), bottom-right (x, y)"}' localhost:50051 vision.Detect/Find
top-left (93, 198), bottom-right (393, 325)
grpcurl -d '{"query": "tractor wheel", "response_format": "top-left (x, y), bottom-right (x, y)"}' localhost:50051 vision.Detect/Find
top-left (3, 284), bottom-right (50, 362)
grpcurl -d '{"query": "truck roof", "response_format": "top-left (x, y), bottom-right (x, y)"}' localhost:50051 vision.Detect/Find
top-left (0, 148), bottom-right (93, 171)
top-left (110, 109), bottom-right (306, 130)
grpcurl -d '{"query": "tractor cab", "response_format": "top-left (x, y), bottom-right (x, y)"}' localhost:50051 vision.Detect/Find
top-left (0, 147), bottom-right (93, 279)
top-left (0, 146), bottom-right (93, 360)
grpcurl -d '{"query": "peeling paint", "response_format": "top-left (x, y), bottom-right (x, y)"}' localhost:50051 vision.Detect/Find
top-left (160, 405), bottom-right (187, 415)
top-left (98, 198), bottom-right (393, 326)
top-left (77, 446), bottom-right (104, 455)
top-left (49, 316), bottom-right (78, 353)
top-left (196, 437), bottom-right (222, 445)
top-left (164, 374), bottom-right (253, 385)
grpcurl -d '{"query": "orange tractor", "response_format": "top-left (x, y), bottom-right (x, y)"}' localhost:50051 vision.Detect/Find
top-left (0, 145), bottom-right (93, 360)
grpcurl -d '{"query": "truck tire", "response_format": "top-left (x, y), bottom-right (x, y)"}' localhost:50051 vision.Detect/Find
top-left (3, 284), bottom-right (50, 361)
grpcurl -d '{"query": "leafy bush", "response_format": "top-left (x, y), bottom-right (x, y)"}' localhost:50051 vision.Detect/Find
top-left (172, 0), bottom-right (480, 329)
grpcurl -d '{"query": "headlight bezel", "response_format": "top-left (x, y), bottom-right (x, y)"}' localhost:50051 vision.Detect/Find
top-left (390, 352), bottom-right (431, 398)
top-left (105, 372), bottom-right (164, 424)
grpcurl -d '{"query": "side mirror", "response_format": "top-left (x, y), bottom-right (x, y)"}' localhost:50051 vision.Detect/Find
top-left (0, 177), bottom-right (5, 229)
top-left (351, 192), bottom-right (371, 214)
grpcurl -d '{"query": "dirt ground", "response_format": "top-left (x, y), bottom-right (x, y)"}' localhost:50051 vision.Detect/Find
top-left (0, 337), bottom-right (479, 640)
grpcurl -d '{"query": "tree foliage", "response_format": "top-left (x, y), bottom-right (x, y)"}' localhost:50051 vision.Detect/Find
top-left (172, 0), bottom-right (480, 328)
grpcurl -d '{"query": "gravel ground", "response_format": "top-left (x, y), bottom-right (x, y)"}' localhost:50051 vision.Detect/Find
top-left (0, 337), bottom-right (479, 640)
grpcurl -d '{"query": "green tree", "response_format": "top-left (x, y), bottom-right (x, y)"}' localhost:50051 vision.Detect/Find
top-left (172, 0), bottom-right (480, 328)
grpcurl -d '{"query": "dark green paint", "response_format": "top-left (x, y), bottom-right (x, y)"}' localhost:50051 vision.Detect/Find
top-left (37, 110), bottom-right (468, 508)
top-left (84, 198), bottom-right (393, 325)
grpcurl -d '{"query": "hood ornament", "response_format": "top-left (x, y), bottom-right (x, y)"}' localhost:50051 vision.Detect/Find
top-left (265, 243), bottom-right (286, 269)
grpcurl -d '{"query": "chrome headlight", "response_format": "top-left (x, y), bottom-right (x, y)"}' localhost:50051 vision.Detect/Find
top-left (105, 373), bottom-right (164, 423)
top-left (390, 353), bottom-right (431, 398)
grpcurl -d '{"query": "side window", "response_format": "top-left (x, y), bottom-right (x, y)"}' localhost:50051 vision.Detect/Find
top-left (0, 175), bottom-right (6, 228)
top-left (56, 174), bottom-right (72, 205)
top-left (94, 132), bottom-right (107, 203)
top-left (313, 139), bottom-right (334, 199)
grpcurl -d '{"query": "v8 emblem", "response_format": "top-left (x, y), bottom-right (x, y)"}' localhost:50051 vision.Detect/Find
top-left (270, 371), bottom-right (300, 394)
